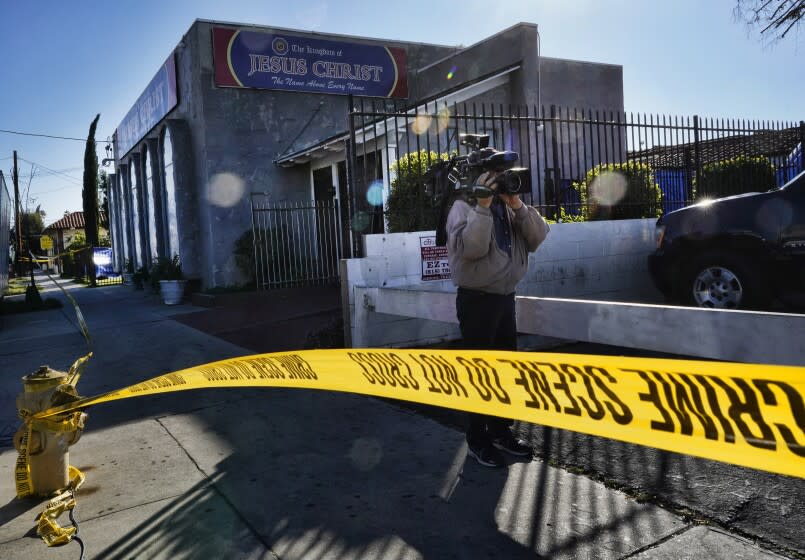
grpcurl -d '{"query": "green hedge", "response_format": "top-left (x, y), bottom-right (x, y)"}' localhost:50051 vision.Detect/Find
top-left (573, 162), bottom-right (662, 220)
top-left (385, 150), bottom-right (448, 233)
top-left (694, 155), bottom-right (775, 200)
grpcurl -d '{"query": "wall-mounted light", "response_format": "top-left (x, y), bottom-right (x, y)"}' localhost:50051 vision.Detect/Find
top-left (102, 137), bottom-right (115, 167)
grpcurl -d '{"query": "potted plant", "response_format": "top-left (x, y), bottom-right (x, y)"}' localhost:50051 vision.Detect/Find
top-left (122, 258), bottom-right (135, 285)
top-left (132, 265), bottom-right (149, 290)
top-left (156, 254), bottom-right (186, 305)
top-left (148, 258), bottom-right (162, 294)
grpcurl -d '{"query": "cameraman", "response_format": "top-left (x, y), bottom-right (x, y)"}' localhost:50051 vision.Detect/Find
top-left (445, 170), bottom-right (549, 468)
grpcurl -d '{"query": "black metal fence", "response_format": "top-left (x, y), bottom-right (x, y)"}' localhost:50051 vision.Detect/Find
top-left (251, 195), bottom-right (343, 289)
top-left (345, 98), bottom-right (804, 254)
top-left (66, 247), bottom-right (122, 287)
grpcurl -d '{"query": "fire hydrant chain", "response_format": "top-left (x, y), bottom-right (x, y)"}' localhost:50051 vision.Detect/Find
top-left (67, 488), bottom-right (86, 560)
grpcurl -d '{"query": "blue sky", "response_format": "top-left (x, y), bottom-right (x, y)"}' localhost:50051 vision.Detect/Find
top-left (0, 0), bottom-right (801, 225)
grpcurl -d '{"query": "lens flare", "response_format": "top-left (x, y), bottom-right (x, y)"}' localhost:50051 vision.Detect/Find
top-left (436, 106), bottom-right (451, 133)
top-left (447, 65), bottom-right (457, 80)
top-left (208, 172), bottom-right (245, 207)
top-left (349, 437), bottom-right (383, 471)
top-left (411, 114), bottom-right (432, 135)
top-left (366, 180), bottom-right (384, 206)
top-left (589, 171), bottom-right (627, 207)
top-left (295, 2), bottom-right (328, 29)
top-left (352, 211), bottom-right (371, 232)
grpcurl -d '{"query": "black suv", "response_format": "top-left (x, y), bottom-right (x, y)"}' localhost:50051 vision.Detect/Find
top-left (648, 170), bottom-right (805, 310)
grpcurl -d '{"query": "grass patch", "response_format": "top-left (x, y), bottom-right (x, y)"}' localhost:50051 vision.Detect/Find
top-left (0, 297), bottom-right (63, 315)
top-left (3, 278), bottom-right (44, 297)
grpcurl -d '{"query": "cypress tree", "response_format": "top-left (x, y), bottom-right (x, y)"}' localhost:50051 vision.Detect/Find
top-left (83, 114), bottom-right (100, 247)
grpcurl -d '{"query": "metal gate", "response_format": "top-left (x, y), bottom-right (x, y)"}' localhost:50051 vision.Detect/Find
top-left (250, 195), bottom-right (343, 289)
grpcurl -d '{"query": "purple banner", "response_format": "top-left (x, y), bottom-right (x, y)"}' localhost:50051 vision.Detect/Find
top-left (116, 54), bottom-right (178, 157)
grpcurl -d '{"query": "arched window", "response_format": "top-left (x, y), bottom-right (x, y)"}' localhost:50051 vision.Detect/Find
top-left (143, 147), bottom-right (158, 260)
top-left (161, 127), bottom-right (180, 258)
top-left (117, 168), bottom-right (131, 266)
top-left (128, 160), bottom-right (143, 266)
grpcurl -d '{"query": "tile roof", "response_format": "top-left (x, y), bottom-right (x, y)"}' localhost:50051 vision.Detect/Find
top-left (628, 127), bottom-right (802, 168)
top-left (45, 211), bottom-right (108, 231)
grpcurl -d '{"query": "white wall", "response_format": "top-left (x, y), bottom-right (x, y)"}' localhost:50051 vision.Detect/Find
top-left (342, 218), bottom-right (663, 348)
top-left (519, 219), bottom-right (662, 302)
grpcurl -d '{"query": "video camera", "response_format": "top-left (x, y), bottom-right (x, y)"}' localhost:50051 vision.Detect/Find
top-left (426, 133), bottom-right (530, 199)
top-left (425, 134), bottom-right (531, 245)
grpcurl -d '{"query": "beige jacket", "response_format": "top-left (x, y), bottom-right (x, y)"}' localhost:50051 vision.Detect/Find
top-left (446, 199), bottom-right (549, 294)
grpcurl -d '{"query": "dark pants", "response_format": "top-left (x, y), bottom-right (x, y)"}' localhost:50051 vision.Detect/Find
top-left (456, 287), bottom-right (516, 449)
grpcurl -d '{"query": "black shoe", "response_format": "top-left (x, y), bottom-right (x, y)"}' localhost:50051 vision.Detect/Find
top-left (492, 433), bottom-right (532, 457)
top-left (467, 444), bottom-right (506, 468)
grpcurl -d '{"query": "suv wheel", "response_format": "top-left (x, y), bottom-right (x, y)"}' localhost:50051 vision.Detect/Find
top-left (680, 252), bottom-right (769, 310)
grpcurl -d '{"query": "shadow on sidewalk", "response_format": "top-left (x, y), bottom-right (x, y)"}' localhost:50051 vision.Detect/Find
top-left (87, 389), bottom-right (676, 560)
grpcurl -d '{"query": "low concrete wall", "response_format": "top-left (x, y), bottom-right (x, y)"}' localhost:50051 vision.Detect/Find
top-left (354, 286), bottom-right (805, 366)
top-left (342, 219), bottom-right (662, 347)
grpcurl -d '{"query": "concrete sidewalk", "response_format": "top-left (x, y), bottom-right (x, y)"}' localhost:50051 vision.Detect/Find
top-left (0, 277), bottom-right (793, 559)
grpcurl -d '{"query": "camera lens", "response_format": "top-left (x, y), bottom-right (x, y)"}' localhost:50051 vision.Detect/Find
top-left (504, 172), bottom-right (521, 194)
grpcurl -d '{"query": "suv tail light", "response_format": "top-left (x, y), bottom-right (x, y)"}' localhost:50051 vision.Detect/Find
top-left (655, 225), bottom-right (666, 249)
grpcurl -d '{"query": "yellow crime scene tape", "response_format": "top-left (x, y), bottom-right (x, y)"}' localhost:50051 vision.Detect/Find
top-left (24, 348), bottom-right (805, 477)
top-left (20, 247), bottom-right (87, 265)
top-left (12, 348), bottom-right (805, 548)
top-left (27, 251), bottom-right (92, 345)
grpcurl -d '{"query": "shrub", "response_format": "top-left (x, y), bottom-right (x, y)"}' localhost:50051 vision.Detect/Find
top-left (132, 265), bottom-right (149, 290)
top-left (59, 232), bottom-right (91, 278)
top-left (385, 150), bottom-right (448, 233)
top-left (693, 155), bottom-right (775, 200)
top-left (546, 207), bottom-right (588, 224)
top-left (572, 162), bottom-right (662, 220)
top-left (233, 227), bottom-right (295, 286)
top-left (233, 229), bottom-right (259, 284)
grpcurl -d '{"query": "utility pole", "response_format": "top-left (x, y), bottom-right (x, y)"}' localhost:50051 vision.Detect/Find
top-left (13, 150), bottom-right (21, 277)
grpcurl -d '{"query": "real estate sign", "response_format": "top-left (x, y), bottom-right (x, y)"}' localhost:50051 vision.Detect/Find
top-left (420, 236), bottom-right (450, 281)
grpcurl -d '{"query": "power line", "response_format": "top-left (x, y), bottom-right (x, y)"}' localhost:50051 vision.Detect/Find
top-left (0, 128), bottom-right (114, 142)
top-left (17, 157), bottom-right (82, 185)
top-left (30, 184), bottom-right (81, 195)
top-left (16, 167), bottom-right (83, 179)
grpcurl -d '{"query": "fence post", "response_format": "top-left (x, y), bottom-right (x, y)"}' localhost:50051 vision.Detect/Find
top-left (549, 105), bottom-right (561, 219)
top-left (249, 194), bottom-right (259, 289)
top-left (800, 121), bottom-right (805, 174)
top-left (693, 115), bottom-right (701, 197)
top-left (344, 96), bottom-right (357, 259)
top-left (683, 147), bottom-right (693, 202)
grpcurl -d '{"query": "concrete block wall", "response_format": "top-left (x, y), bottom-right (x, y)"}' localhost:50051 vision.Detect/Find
top-left (520, 218), bottom-right (663, 303)
top-left (340, 248), bottom-right (460, 348)
top-left (343, 218), bottom-right (663, 347)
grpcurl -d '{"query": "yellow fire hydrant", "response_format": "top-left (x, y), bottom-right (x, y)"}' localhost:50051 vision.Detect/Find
top-left (14, 365), bottom-right (86, 497)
